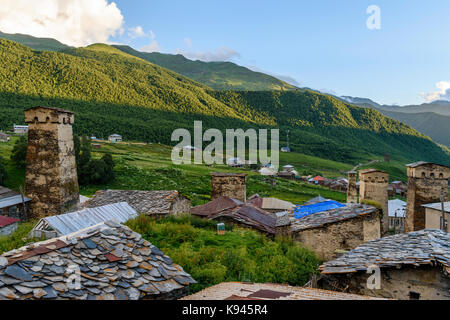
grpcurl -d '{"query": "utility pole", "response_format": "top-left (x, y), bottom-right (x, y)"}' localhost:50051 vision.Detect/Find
top-left (20, 185), bottom-right (27, 221)
top-left (441, 192), bottom-right (447, 232)
top-left (286, 130), bottom-right (290, 150)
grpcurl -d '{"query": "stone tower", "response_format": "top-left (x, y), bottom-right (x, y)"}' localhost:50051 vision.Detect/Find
top-left (359, 169), bottom-right (389, 236)
top-left (347, 171), bottom-right (358, 204)
top-left (25, 106), bottom-right (79, 219)
top-left (405, 162), bottom-right (450, 233)
top-left (211, 173), bottom-right (247, 202)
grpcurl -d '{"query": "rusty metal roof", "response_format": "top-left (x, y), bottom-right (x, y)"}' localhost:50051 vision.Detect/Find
top-left (181, 282), bottom-right (386, 300)
top-left (190, 197), bottom-right (243, 217)
top-left (0, 216), bottom-right (20, 227)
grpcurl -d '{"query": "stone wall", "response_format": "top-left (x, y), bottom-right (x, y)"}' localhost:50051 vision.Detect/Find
top-left (25, 107), bottom-right (79, 219)
top-left (405, 163), bottom-right (449, 232)
top-left (347, 171), bottom-right (358, 204)
top-left (211, 173), bottom-right (246, 202)
top-left (321, 265), bottom-right (450, 300)
top-left (292, 210), bottom-right (381, 261)
top-left (170, 197), bottom-right (192, 215)
top-left (359, 169), bottom-right (389, 236)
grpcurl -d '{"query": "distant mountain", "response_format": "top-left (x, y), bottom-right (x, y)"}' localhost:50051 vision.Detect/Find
top-left (341, 96), bottom-right (450, 146)
top-left (112, 45), bottom-right (297, 91)
top-left (0, 31), bottom-right (70, 51)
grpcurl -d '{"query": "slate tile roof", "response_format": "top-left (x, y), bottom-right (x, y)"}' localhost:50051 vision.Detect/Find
top-left (181, 282), bottom-right (386, 300)
top-left (290, 204), bottom-right (379, 232)
top-left (84, 190), bottom-right (190, 216)
top-left (0, 221), bottom-right (195, 300)
top-left (320, 229), bottom-right (450, 276)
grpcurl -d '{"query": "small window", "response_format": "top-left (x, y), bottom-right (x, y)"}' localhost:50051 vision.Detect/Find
top-left (409, 291), bottom-right (421, 300)
top-left (439, 173), bottom-right (444, 179)
top-left (421, 172), bottom-right (426, 178)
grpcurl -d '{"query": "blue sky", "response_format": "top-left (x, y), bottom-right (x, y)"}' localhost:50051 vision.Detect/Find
top-left (2, 0), bottom-right (448, 105)
top-left (108, 0), bottom-right (450, 105)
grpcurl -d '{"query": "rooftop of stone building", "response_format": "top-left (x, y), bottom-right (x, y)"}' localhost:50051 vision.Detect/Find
top-left (181, 282), bottom-right (386, 300)
top-left (359, 168), bottom-right (388, 174)
top-left (84, 190), bottom-right (189, 216)
top-left (211, 172), bottom-right (247, 177)
top-left (406, 161), bottom-right (450, 168)
top-left (25, 106), bottom-right (74, 114)
top-left (422, 202), bottom-right (450, 213)
top-left (289, 204), bottom-right (379, 233)
top-left (320, 229), bottom-right (450, 276)
top-left (0, 221), bottom-right (196, 300)
top-left (0, 186), bottom-right (32, 210)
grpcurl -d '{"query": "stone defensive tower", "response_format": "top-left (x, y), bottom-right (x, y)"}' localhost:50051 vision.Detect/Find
top-left (211, 173), bottom-right (247, 202)
top-left (359, 169), bottom-right (389, 236)
top-left (405, 162), bottom-right (450, 233)
top-left (25, 106), bottom-right (79, 219)
top-left (347, 171), bottom-right (358, 204)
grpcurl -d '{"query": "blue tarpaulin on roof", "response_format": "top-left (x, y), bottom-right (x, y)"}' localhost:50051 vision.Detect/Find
top-left (294, 200), bottom-right (345, 219)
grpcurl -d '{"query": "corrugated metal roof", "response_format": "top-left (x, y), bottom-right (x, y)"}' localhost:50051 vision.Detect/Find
top-left (32, 202), bottom-right (137, 237)
top-left (0, 216), bottom-right (20, 227)
top-left (422, 202), bottom-right (450, 213)
top-left (0, 195), bottom-right (32, 209)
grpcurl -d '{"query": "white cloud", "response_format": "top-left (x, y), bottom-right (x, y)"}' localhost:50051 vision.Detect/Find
top-left (184, 37), bottom-right (192, 48)
top-left (128, 26), bottom-right (145, 39)
top-left (0, 0), bottom-right (124, 47)
top-left (175, 46), bottom-right (241, 62)
top-left (139, 30), bottom-right (160, 53)
top-left (421, 81), bottom-right (450, 102)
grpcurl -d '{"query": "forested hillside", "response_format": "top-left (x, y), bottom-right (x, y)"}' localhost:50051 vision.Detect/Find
top-left (0, 31), bottom-right (69, 52)
top-left (113, 45), bottom-right (296, 91)
top-left (0, 39), bottom-right (449, 165)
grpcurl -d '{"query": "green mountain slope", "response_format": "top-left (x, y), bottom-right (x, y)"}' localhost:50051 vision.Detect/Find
top-left (0, 39), bottom-right (448, 166)
top-left (380, 110), bottom-right (450, 147)
top-left (113, 45), bottom-right (296, 91)
top-left (0, 31), bottom-right (70, 51)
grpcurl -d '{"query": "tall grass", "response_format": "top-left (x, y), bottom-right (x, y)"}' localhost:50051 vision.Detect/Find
top-left (126, 214), bottom-right (321, 292)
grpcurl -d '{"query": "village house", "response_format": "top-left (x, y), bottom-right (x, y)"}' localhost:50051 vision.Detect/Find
top-left (391, 181), bottom-right (408, 197)
top-left (29, 202), bottom-right (138, 239)
top-left (12, 124), bottom-right (28, 135)
top-left (84, 190), bottom-right (191, 217)
top-left (289, 204), bottom-right (381, 261)
top-left (0, 221), bottom-right (196, 300)
top-left (0, 132), bottom-right (10, 142)
top-left (181, 282), bottom-right (385, 300)
top-left (277, 170), bottom-right (296, 180)
top-left (423, 201), bottom-right (450, 232)
top-left (0, 186), bottom-right (32, 220)
top-left (191, 197), bottom-right (289, 235)
top-left (319, 229), bottom-right (450, 300)
top-left (388, 199), bottom-right (406, 233)
top-left (108, 134), bottom-right (122, 143)
top-left (0, 216), bottom-right (20, 236)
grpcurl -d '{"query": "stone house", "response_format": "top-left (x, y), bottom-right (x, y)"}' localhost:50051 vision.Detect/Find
top-left (289, 204), bottom-right (381, 261)
top-left (0, 132), bottom-right (10, 142)
top-left (108, 134), bottom-right (122, 143)
top-left (388, 199), bottom-right (406, 234)
top-left (181, 282), bottom-right (385, 300)
top-left (423, 202), bottom-right (449, 232)
top-left (12, 124), bottom-right (28, 135)
top-left (0, 221), bottom-right (196, 300)
top-left (0, 186), bottom-right (32, 220)
top-left (319, 229), bottom-right (450, 300)
top-left (84, 190), bottom-right (191, 217)
top-left (0, 216), bottom-right (20, 236)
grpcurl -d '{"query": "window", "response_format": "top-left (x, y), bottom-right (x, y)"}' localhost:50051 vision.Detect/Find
top-left (409, 291), bottom-right (421, 300)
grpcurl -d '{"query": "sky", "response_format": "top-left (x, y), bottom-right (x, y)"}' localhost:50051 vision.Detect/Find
top-left (1, 0), bottom-right (450, 106)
